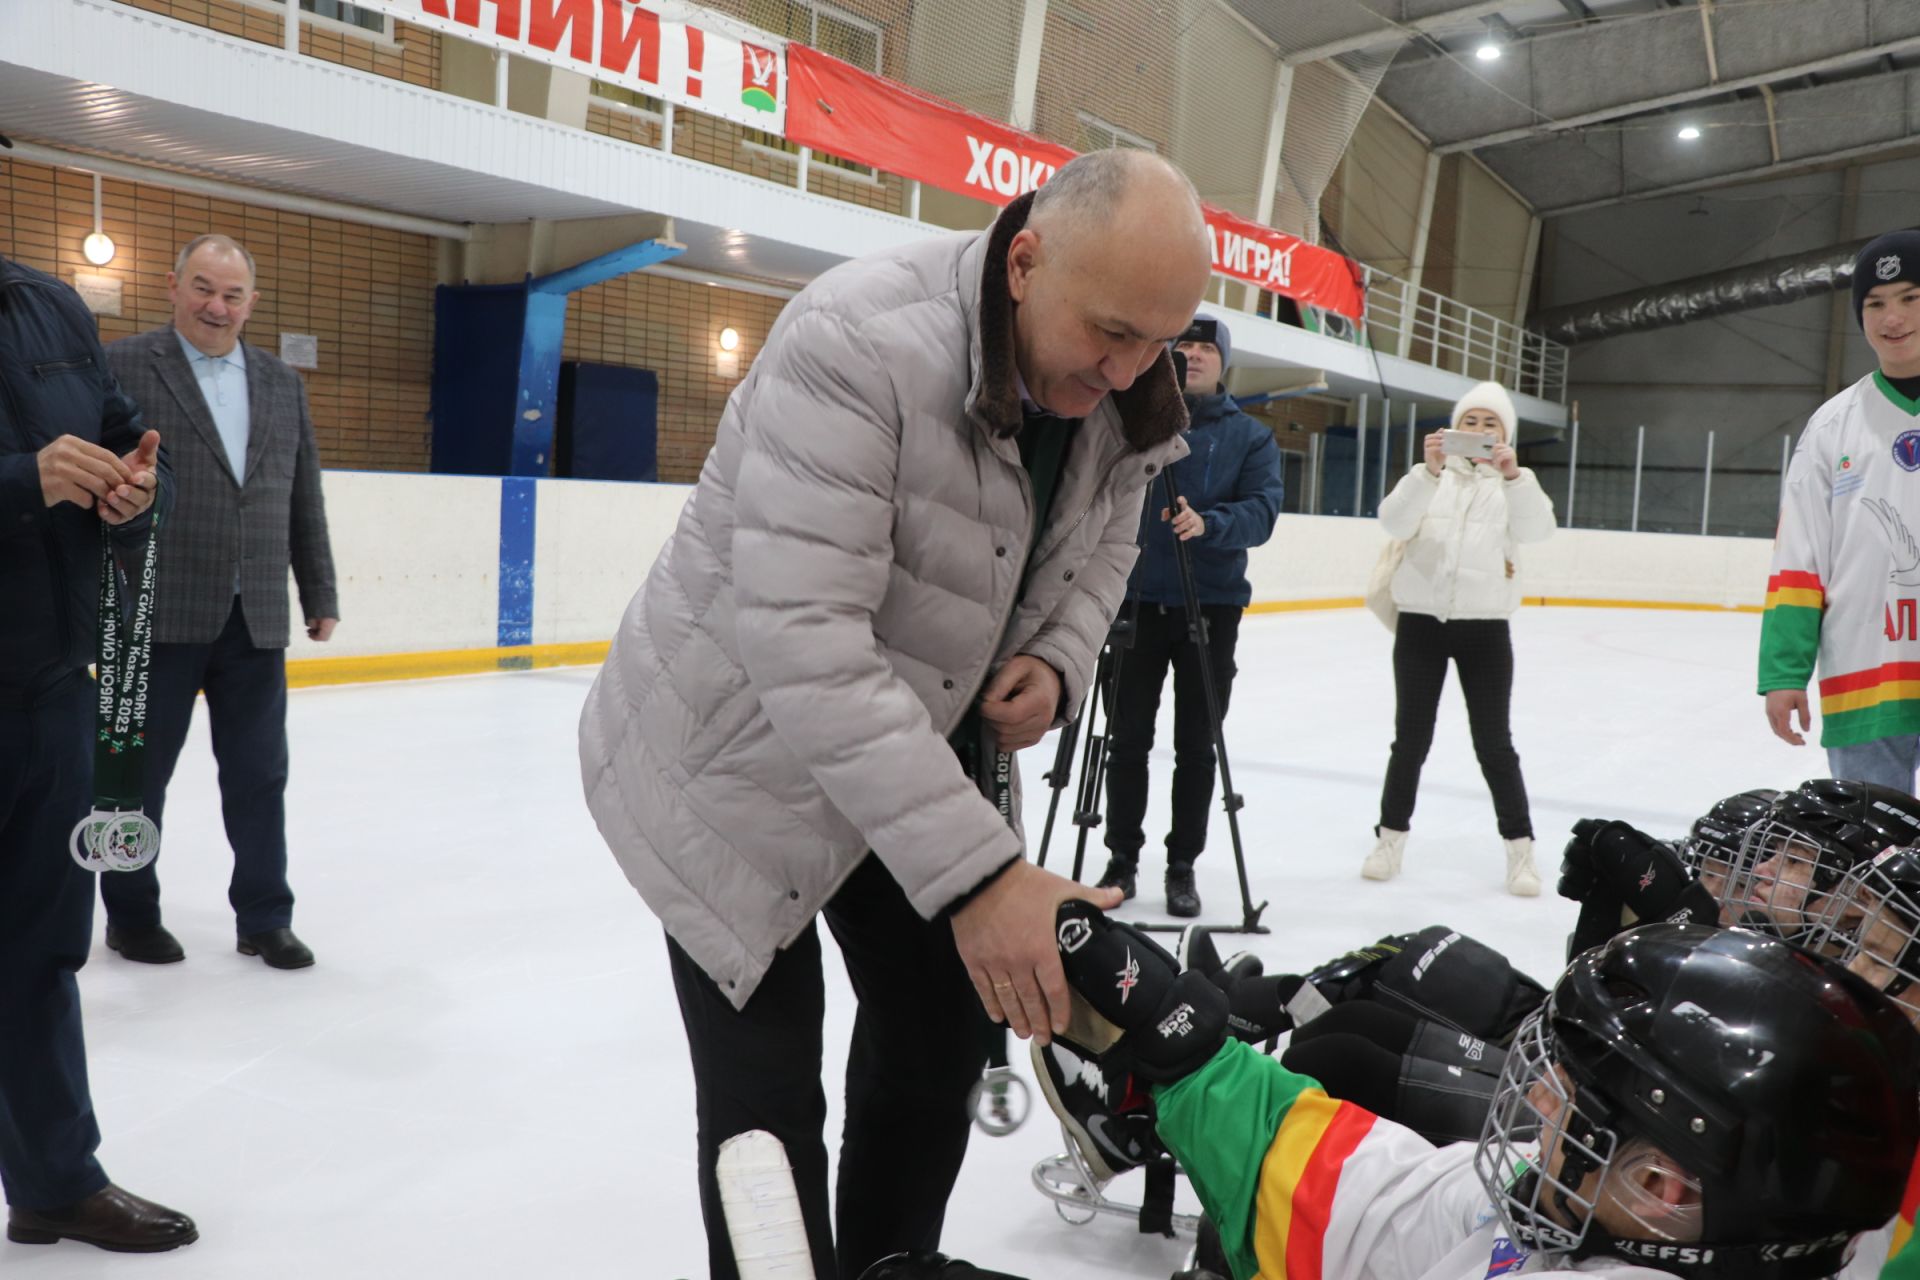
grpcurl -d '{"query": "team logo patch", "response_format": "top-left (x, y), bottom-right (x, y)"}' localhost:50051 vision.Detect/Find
top-left (1115, 948), bottom-right (1140, 1003)
top-left (1639, 867), bottom-right (1657, 891)
top-left (1057, 918), bottom-right (1092, 954)
top-left (1839, 454), bottom-right (1852, 471)
top-left (1157, 1003), bottom-right (1196, 1038)
top-left (1879, 254), bottom-right (1905, 282)
top-left (1894, 430), bottom-right (1920, 472)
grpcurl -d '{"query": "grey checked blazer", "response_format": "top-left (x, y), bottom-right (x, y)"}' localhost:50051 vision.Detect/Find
top-left (107, 327), bottom-right (338, 648)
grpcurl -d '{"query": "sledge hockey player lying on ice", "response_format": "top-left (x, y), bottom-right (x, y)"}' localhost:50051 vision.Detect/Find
top-left (1048, 782), bottom-right (1881, 1161)
top-left (1048, 901), bottom-right (1919, 1280)
top-left (1034, 779), bottom-right (1920, 1278)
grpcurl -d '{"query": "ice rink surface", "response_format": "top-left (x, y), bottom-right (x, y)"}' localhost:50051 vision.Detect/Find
top-left (9, 605), bottom-right (1818, 1279)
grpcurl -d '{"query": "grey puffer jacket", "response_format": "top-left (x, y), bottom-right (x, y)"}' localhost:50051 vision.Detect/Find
top-left (579, 194), bottom-right (1190, 1007)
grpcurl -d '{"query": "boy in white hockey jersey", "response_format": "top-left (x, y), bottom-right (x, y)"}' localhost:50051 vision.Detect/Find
top-left (1050, 902), bottom-right (1919, 1280)
top-left (1762, 229), bottom-right (1920, 791)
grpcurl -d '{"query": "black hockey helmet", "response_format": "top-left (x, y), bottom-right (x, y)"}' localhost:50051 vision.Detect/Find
top-left (1716, 789), bottom-right (1900, 942)
top-left (1476, 924), bottom-right (1920, 1280)
top-left (1678, 789), bottom-right (1780, 886)
top-left (1796, 776), bottom-right (1920, 847)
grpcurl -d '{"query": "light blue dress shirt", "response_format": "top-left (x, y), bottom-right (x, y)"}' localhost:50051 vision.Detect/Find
top-left (174, 327), bottom-right (250, 483)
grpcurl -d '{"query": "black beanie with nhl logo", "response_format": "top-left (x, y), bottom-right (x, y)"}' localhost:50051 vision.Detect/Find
top-left (1853, 229), bottom-right (1920, 328)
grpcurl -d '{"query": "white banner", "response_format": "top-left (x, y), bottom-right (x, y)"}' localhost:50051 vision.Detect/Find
top-left (349, 0), bottom-right (787, 131)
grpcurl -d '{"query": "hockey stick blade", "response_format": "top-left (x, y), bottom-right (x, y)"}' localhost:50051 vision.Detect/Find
top-left (717, 1129), bottom-right (816, 1279)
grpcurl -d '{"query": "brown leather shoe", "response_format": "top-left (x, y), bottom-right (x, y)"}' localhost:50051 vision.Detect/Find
top-left (7, 1183), bottom-right (198, 1252)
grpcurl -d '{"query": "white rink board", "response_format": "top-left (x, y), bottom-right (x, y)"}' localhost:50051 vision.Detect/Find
top-left (281, 472), bottom-right (1775, 667)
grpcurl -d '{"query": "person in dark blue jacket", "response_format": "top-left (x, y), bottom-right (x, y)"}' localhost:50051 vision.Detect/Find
top-left (1096, 315), bottom-right (1282, 917)
top-left (0, 212), bottom-right (198, 1253)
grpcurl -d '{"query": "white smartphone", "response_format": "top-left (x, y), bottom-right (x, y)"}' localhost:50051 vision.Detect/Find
top-left (1441, 429), bottom-right (1496, 460)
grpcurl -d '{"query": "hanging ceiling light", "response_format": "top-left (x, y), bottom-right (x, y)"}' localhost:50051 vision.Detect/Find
top-left (82, 172), bottom-right (115, 266)
top-left (1475, 40), bottom-right (1502, 61)
top-left (1677, 125), bottom-right (1702, 141)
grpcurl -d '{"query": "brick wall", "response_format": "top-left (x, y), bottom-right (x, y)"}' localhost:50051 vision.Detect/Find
top-left (563, 272), bottom-right (788, 483)
top-left (111, 0), bottom-right (441, 88)
top-left (0, 157), bottom-right (436, 471)
top-left (585, 102), bottom-right (663, 151)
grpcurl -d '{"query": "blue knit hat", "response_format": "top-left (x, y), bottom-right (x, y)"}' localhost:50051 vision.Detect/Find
top-left (1853, 230), bottom-right (1920, 328)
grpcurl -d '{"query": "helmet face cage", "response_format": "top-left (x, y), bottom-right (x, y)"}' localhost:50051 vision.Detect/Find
top-left (1680, 819), bottom-right (1753, 904)
top-left (1716, 816), bottom-right (1856, 944)
top-left (1812, 856), bottom-right (1920, 1019)
top-left (1475, 1010), bottom-right (1617, 1255)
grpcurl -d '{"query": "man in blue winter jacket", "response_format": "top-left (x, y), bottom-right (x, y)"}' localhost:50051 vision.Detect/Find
top-left (0, 175), bottom-right (197, 1252)
top-left (1097, 315), bottom-right (1282, 917)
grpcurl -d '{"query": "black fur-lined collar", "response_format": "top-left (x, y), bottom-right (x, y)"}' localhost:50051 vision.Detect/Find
top-left (969, 193), bottom-right (1189, 452)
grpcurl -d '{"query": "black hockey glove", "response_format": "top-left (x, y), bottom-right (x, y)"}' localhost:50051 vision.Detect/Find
top-left (1054, 901), bottom-right (1228, 1083)
top-left (1560, 819), bottom-right (1717, 928)
top-left (1301, 936), bottom-right (1404, 1004)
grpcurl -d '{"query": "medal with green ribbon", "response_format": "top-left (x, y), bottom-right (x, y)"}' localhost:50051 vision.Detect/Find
top-left (69, 516), bottom-right (162, 873)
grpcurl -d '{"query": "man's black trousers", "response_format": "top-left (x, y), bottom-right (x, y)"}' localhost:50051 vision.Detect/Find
top-left (1103, 602), bottom-right (1242, 869)
top-left (666, 853), bottom-right (992, 1280)
top-left (0, 674), bottom-right (109, 1210)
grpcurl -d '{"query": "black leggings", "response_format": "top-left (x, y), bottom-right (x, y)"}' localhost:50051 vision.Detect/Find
top-left (1378, 612), bottom-right (1532, 839)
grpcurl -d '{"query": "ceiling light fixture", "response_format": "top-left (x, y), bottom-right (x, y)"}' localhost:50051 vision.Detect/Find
top-left (1677, 125), bottom-right (1702, 141)
top-left (719, 326), bottom-right (740, 352)
top-left (82, 172), bottom-right (115, 266)
top-left (1475, 41), bottom-right (1501, 61)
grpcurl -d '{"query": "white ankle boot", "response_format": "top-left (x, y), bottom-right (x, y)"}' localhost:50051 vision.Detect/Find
top-left (1505, 837), bottom-right (1541, 897)
top-left (1363, 828), bottom-right (1408, 881)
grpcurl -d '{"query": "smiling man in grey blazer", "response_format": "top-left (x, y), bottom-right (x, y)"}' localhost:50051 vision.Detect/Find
top-left (101, 234), bottom-right (338, 970)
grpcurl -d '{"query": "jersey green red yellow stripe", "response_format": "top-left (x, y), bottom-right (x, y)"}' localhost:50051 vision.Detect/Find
top-left (1758, 575), bottom-right (1826, 696)
top-left (1764, 569), bottom-right (1826, 611)
top-left (1252, 1090), bottom-right (1377, 1279)
top-left (1819, 662), bottom-right (1920, 714)
top-left (1812, 662), bottom-right (1920, 744)
top-left (1154, 1039), bottom-right (1383, 1280)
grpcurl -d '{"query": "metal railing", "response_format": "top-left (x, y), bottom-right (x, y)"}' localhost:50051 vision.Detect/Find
top-left (1361, 268), bottom-right (1570, 404)
top-left (1521, 422), bottom-right (1794, 541)
top-left (117, 0), bottom-right (1574, 408)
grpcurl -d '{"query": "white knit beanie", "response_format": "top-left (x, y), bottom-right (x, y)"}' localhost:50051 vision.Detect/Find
top-left (1451, 381), bottom-right (1517, 440)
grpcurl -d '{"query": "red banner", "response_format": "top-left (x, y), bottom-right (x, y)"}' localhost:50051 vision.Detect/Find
top-left (785, 45), bottom-right (1366, 320)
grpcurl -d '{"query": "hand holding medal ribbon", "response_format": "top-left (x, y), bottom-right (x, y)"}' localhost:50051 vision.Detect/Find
top-left (70, 510), bottom-right (162, 873)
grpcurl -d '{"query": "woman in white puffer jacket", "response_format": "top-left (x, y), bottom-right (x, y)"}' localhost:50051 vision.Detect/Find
top-left (1365, 381), bottom-right (1557, 894)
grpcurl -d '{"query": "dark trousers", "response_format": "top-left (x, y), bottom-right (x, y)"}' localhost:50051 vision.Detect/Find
top-left (101, 598), bottom-right (293, 936)
top-left (0, 675), bottom-right (110, 1209)
top-left (667, 854), bottom-right (992, 1280)
top-left (1378, 612), bottom-right (1532, 839)
top-left (1104, 603), bottom-right (1242, 868)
